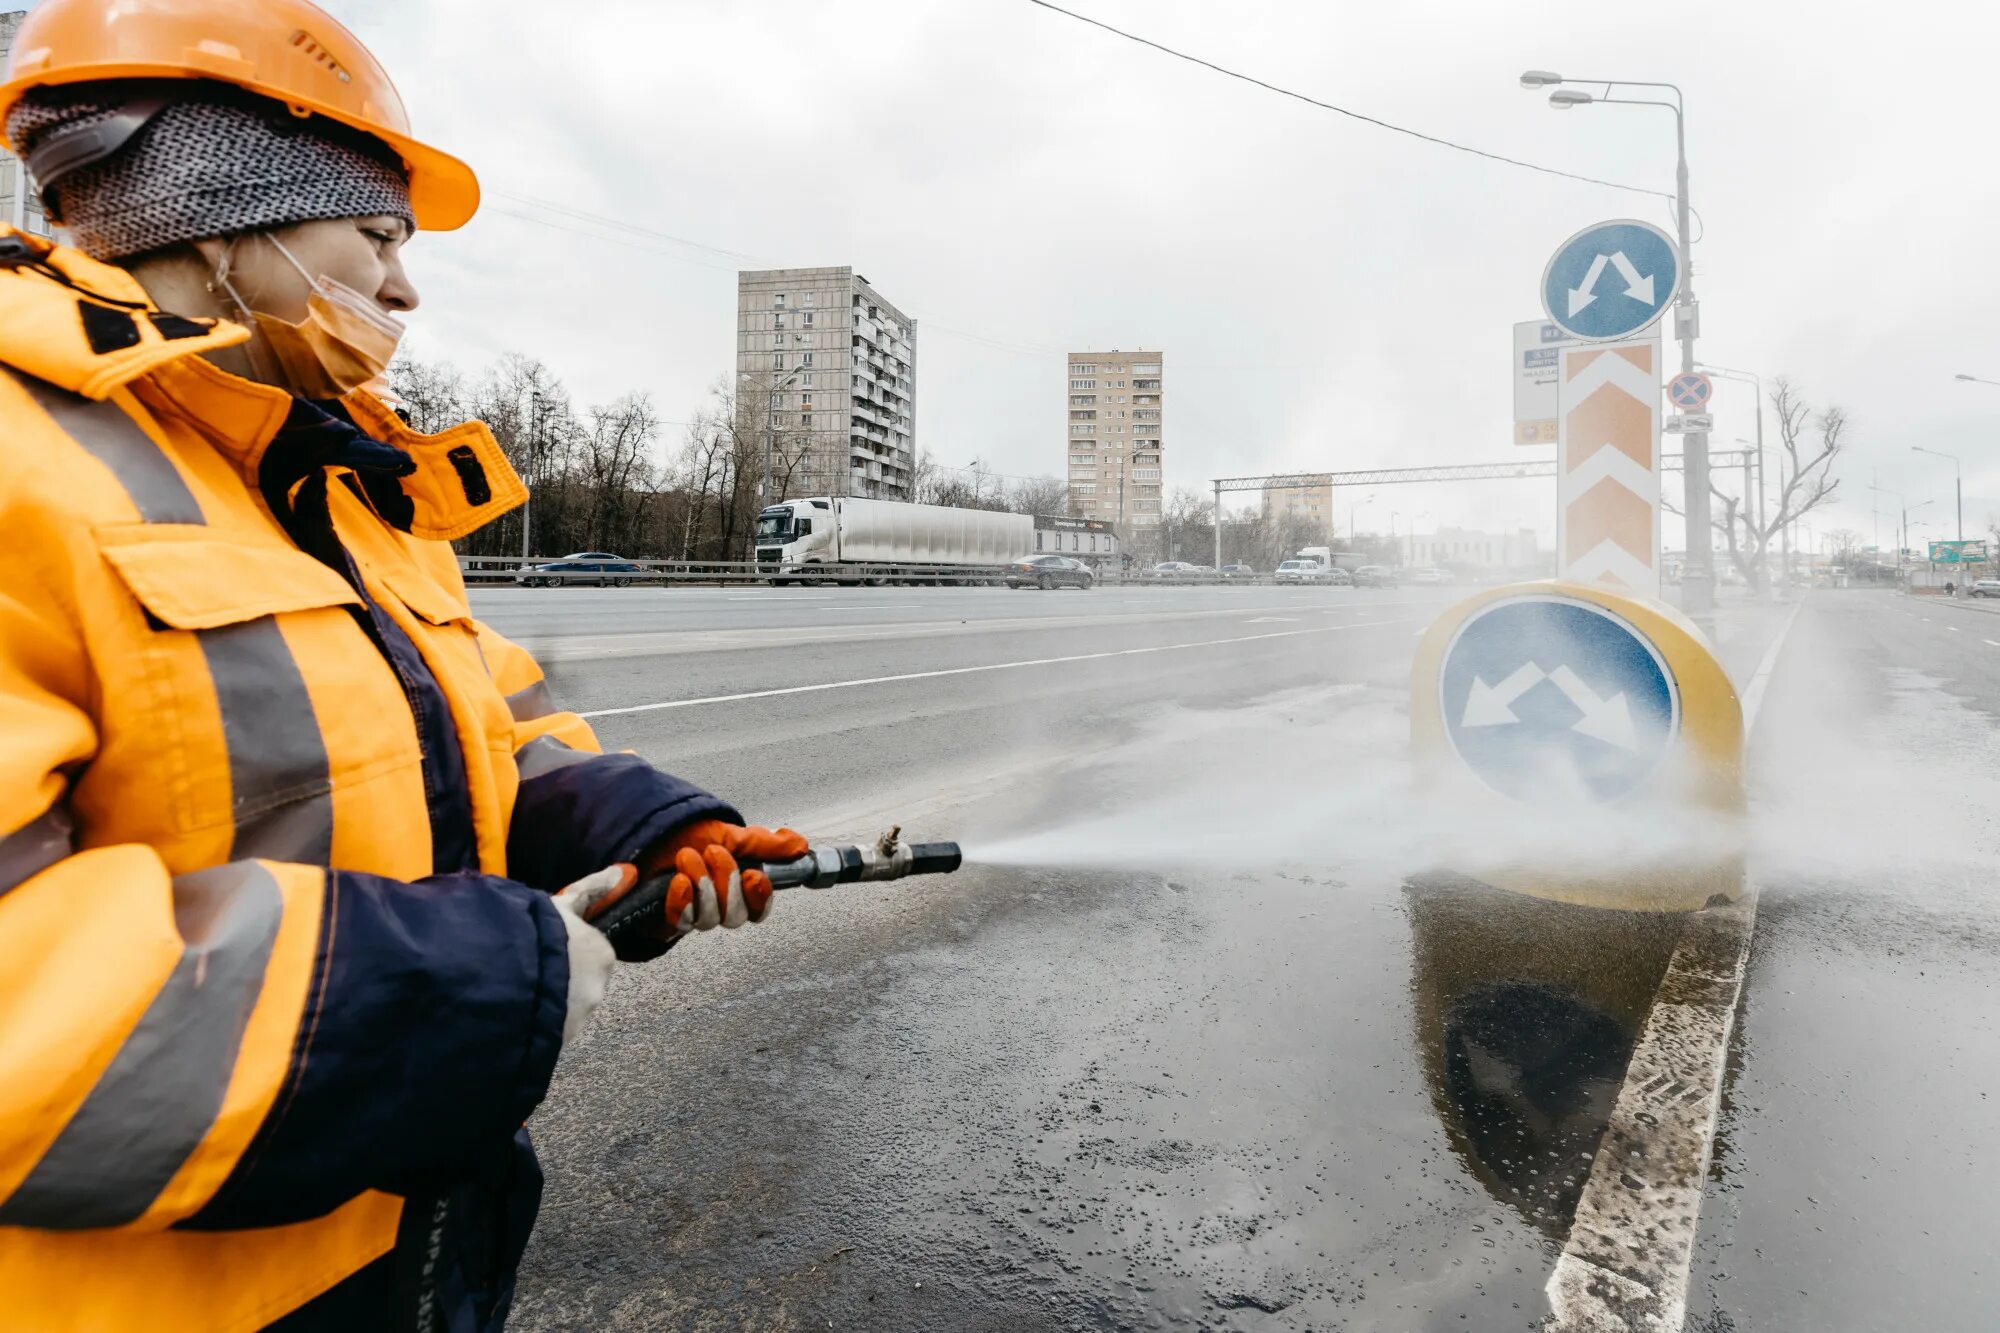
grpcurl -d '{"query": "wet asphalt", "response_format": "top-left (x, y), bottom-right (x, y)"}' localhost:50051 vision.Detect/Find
top-left (1685, 592), bottom-right (2000, 1333)
top-left (477, 584), bottom-right (1997, 1331)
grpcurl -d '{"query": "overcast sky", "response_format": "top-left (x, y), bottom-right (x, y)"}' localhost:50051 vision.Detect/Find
top-left (321, 0), bottom-right (1998, 549)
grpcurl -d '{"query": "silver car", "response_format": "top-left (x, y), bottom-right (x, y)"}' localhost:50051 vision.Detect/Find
top-left (516, 558), bottom-right (645, 587)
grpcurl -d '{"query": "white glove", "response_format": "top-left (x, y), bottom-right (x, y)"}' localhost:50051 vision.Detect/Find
top-left (550, 864), bottom-right (631, 1046)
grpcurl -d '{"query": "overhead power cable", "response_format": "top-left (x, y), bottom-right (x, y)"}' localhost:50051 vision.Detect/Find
top-left (1022, 0), bottom-right (1676, 205)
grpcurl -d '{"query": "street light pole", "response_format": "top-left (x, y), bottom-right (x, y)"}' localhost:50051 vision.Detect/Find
top-left (1912, 445), bottom-right (1963, 542)
top-left (1525, 72), bottom-right (1706, 612)
top-left (1701, 364), bottom-right (1767, 588)
top-left (520, 390), bottom-right (545, 564)
top-left (746, 363), bottom-right (808, 513)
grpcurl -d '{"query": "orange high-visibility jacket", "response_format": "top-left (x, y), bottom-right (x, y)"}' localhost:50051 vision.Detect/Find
top-left (0, 229), bottom-right (735, 1331)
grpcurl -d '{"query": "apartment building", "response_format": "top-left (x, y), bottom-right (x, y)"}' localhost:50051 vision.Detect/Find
top-left (0, 12), bottom-right (53, 241)
top-left (737, 267), bottom-right (916, 501)
top-left (1262, 479), bottom-right (1336, 546)
top-left (1065, 349), bottom-right (1163, 552)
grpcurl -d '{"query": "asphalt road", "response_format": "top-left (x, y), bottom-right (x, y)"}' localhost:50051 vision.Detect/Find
top-left (481, 583), bottom-right (1999, 1331)
top-left (1685, 591), bottom-right (2000, 1333)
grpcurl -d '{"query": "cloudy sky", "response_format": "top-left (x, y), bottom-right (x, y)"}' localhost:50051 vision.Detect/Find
top-left (323, 0), bottom-right (1997, 550)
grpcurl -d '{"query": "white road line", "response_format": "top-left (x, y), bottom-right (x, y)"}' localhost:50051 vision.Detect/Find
top-left (1548, 598), bottom-right (1802, 1333)
top-left (576, 617), bottom-right (1411, 718)
top-left (1986, 640), bottom-right (2000, 648)
top-left (1948, 626), bottom-right (1961, 632)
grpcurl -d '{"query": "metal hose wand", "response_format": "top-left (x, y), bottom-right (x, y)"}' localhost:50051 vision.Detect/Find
top-left (593, 827), bottom-right (963, 944)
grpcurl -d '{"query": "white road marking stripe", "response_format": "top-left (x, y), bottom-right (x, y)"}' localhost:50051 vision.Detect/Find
top-left (1547, 598), bottom-right (1802, 1333)
top-left (576, 618), bottom-right (1411, 718)
top-left (1986, 640), bottom-right (2000, 648)
top-left (1948, 626), bottom-right (1961, 632)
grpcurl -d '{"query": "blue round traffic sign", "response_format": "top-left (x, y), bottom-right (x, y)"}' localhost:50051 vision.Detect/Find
top-left (1440, 595), bottom-right (1680, 803)
top-left (1541, 219), bottom-right (1681, 342)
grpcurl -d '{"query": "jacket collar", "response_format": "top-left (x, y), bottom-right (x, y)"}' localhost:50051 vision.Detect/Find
top-left (0, 229), bottom-right (530, 543)
top-left (0, 227), bottom-right (248, 399)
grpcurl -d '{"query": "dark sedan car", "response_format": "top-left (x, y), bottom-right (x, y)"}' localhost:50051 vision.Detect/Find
top-left (1351, 565), bottom-right (1399, 588)
top-left (516, 559), bottom-right (646, 587)
top-left (1005, 555), bottom-right (1094, 589)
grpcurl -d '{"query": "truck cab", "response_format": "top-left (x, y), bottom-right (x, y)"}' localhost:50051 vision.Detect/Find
top-left (756, 499), bottom-right (833, 575)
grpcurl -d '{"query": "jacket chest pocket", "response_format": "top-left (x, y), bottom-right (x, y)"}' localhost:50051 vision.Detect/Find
top-left (93, 525), bottom-right (420, 859)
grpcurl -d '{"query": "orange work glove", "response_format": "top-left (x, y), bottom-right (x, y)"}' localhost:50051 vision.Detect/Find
top-left (648, 821), bottom-right (810, 932)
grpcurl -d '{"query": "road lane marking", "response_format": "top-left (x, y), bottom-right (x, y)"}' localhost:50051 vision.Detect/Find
top-left (1948, 626), bottom-right (1961, 632)
top-left (576, 617), bottom-right (1412, 717)
top-left (1986, 640), bottom-right (2000, 648)
top-left (1547, 598), bottom-right (1802, 1333)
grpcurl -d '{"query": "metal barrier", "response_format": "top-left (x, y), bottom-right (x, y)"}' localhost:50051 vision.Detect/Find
top-left (458, 557), bottom-right (1343, 589)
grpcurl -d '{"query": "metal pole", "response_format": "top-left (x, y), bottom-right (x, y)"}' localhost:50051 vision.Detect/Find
top-left (520, 392), bottom-right (540, 564)
top-left (1213, 480), bottom-right (1222, 569)
top-left (1673, 104), bottom-right (1713, 617)
top-left (1957, 466), bottom-right (1964, 541)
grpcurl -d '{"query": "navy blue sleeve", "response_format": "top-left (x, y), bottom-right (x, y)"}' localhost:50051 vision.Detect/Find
top-left (504, 740), bottom-right (740, 892)
top-left (178, 868), bottom-right (569, 1230)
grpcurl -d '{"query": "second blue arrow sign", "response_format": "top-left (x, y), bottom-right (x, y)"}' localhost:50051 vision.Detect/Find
top-left (1541, 219), bottom-right (1681, 342)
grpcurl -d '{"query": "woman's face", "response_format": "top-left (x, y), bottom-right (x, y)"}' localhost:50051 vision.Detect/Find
top-left (214, 214), bottom-right (420, 320)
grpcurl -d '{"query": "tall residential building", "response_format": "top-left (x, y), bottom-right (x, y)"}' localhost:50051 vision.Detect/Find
top-left (1065, 349), bottom-right (1163, 552)
top-left (1263, 479), bottom-right (1336, 546)
top-left (0, 12), bottom-right (53, 241)
top-left (737, 267), bottom-right (916, 502)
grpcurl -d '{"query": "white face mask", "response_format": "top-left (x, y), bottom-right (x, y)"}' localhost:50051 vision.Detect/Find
top-left (214, 234), bottom-right (405, 399)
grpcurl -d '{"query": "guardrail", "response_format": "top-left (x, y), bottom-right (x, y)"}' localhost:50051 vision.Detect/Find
top-left (456, 557), bottom-right (1364, 588)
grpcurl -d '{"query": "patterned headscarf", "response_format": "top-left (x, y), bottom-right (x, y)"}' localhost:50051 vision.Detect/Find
top-left (6, 81), bottom-right (413, 261)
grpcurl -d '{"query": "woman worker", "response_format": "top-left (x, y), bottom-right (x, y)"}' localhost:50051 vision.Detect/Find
top-left (0, 2), bottom-right (800, 1328)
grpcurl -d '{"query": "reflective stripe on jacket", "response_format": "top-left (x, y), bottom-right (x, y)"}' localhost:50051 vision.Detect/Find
top-left (0, 229), bottom-right (736, 1330)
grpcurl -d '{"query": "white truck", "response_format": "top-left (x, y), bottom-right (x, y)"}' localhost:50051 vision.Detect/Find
top-left (754, 497), bottom-right (1034, 583)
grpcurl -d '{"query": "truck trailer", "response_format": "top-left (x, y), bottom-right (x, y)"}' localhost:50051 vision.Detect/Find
top-left (755, 497), bottom-right (1035, 583)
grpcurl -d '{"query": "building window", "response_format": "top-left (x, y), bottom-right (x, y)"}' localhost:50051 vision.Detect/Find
top-left (803, 353), bottom-right (814, 367)
top-left (802, 413), bottom-right (812, 427)
top-left (1070, 425), bottom-right (1095, 435)
top-left (1133, 363), bottom-right (1161, 374)
top-left (1134, 378), bottom-right (1161, 390)
top-left (774, 354), bottom-right (785, 370)
top-left (1072, 363), bottom-right (1097, 374)
top-left (1070, 395), bottom-right (1095, 406)
top-left (803, 292), bottom-right (813, 307)
top-left (1072, 484), bottom-right (1096, 495)
top-left (1134, 410), bottom-right (1160, 421)
top-left (1069, 454), bottom-right (1096, 464)
top-left (1069, 379), bottom-right (1095, 389)
top-left (774, 293), bottom-right (786, 308)
top-left (795, 333), bottom-right (810, 346)
top-left (803, 312), bottom-right (815, 326)
top-left (802, 373), bottom-right (814, 389)
top-left (771, 333), bottom-right (783, 348)
top-left (1134, 469), bottom-right (1160, 480)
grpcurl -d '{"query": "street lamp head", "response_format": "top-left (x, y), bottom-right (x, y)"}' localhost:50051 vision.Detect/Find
top-left (1549, 89), bottom-right (1594, 109)
top-left (1955, 373), bottom-right (1976, 381)
top-left (1519, 69), bottom-right (1563, 89)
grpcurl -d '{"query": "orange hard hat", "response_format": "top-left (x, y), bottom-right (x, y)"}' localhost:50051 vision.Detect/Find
top-left (0, 0), bottom-right (478, 230)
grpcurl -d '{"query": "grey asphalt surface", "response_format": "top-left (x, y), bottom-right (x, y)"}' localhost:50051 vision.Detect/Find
top-left (479, 583), bottom-right (1997, 1331)
top-left (1685, 591), bottom-right (2000, 1333)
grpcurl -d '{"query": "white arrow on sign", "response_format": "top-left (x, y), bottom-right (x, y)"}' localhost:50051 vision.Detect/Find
top-left (1461, 662), bottom-right (1546, 727)
top-left (1547, 664), bottom-right (1638, 751)
top-left (1460, 661), bottom-right (1641, 751)
top-left (1567, 251), bottom-right (1657, 317)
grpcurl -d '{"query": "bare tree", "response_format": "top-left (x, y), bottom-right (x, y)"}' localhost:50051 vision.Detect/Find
top-left (1007, 476), bottom-right (1070, 517)
top-left (1681, 377), bottom-right (1848, 592)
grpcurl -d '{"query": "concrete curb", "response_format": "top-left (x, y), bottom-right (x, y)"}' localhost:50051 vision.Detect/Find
top-left (1545, 600), bottom-right (1802, 1332)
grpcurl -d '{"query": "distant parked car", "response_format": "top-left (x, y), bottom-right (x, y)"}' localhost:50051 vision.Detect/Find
top-left (1352, 565), bottom-right (1399, 589)
top-left (1274, 559), bottom-right (1320, 584)
top-left (516, 559), bottom-right (645, 587)
top-left (1970, 579), bottom-right (2000, 598)
top-left (1220, 563), bottom-right (1258, 580)
top-left (1005, 555), bottom-right (1094, 589)
top-left (558, 551), bottom-right (624, 562)
top-left (1408, 566), bottom-right (1446, 586)
top-left (1321, 567), bottom-right (1353, 586)
top-left (1187, 564), bottom-right (1220, 582)
top-left (1150, 560), bottom-right (1201, 584)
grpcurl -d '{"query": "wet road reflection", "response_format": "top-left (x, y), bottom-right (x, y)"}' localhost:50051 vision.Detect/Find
top-left (1405, 875), bottom-right (1685, 1238)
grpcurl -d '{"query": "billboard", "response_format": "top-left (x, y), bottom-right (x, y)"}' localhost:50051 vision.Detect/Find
top-left (1928, 540), bottom-right (1990, 564)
